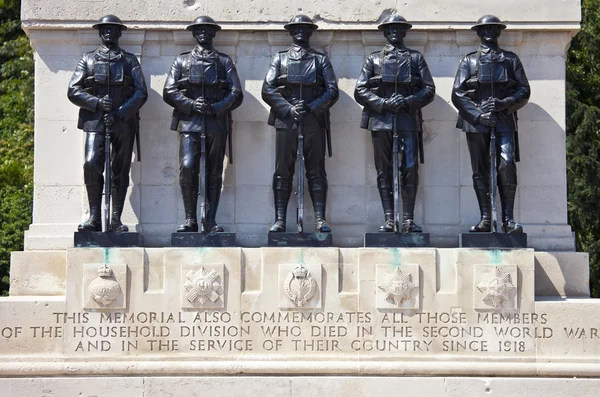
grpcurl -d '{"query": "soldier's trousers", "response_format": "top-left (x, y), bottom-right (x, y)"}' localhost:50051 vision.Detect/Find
top-left (371, 130), bottom-right (419, 190)
top-left (179, 130), bottom-right (227, 188)
top-left (466, 131), bottom-right (517, 190)
top-left (83, 130), bottom-right (135, 188)
top-left (273, 127), bottom-right (327, 191)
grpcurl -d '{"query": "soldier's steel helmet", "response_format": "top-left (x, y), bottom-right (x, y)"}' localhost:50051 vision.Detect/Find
top-left (471, 15), bottom-right (507, 30)
top-left (92, 15), bottom-right (127, 30)
top-left (284, 15), bottom-right (319, 31)
top-left (377, 14), bottom-right (413, 31)
top-left (187, 16), bottom-right (222, 31)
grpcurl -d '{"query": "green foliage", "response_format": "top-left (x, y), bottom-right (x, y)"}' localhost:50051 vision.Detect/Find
top-left (566, 0), bottom-right (600, 298)
top-left (0, 0), bottom-right (34, 295)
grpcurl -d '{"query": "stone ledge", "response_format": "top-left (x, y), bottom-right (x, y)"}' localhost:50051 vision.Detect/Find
top-left (1, 360), bottom-right (600, 377)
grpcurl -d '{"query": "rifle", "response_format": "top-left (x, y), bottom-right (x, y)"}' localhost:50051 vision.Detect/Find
top-left (392, 50), bottom-right (400, 233)
top-left (103, 51), bottom-right (112, 233)
top-left (489, 50), bottom-right (498, 233)
top-left (199, 54), bottom-right (207, 233)
top-left (297, 78), bottom-right (305, 233)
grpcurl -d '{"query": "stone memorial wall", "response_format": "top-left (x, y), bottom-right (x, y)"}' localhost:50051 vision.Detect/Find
top-left (2, 0), bottom-right (599, 395)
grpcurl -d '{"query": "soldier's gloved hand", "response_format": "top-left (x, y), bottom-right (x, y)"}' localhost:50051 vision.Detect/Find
top-left (290, 100), bottom-right (307, 121)
top-left (383, 94), bottom-right (405, 113)
top-left (479, 97), bottom-right (495, 113)
top-left (193, 99), bottom-right (214, 115)
top-left (103, 112), bottom-right (117, 126)
top-left (99, 95), bottom-right (112, 112)
top-left (493, 98), bottom-right (510, 111)
top-left (478, 112), bottom-right (497, 127)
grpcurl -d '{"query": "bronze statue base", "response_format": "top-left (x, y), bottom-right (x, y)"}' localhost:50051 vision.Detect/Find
top-left (268, 232), bottom-right (333, 247)
top-left (364, 232), bottom-right (430, 247)
top-left (171, 232), bottom-right (236, 247)
top-left (74, 232), bottom-right (142, 248)
top-left (459, 232), bottom-right (528, 248)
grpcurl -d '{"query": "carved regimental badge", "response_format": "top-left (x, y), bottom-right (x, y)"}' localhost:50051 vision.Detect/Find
top-left (184, 267), bottom-right (222, 305)
top-left (89, 264), bottom-right (122, 307)
top-left (284, 265), bottom-right (317, 307)
top-left (379, 268), bottom-right (418, 306)
top-left (477, 267), bottom-right (517, 308)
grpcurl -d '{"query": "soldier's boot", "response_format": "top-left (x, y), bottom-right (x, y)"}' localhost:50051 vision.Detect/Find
top-left (310, 188), bottom-right (331, 233)
top-left (78, 184), bottom-right (103, 232)
top-left (269, 189), bottom-right (291, 233)
top-left (177, 186), bottom-right (199, 233)
top-left (110, 186), bottom-right (129, 233)
top-left (500, 184), bottom-right (523, 234)
top-left (401, 186), bottom-right (422, 233)
top-left (470, 188), bottom-right (492, 232)
top-left (205, 185), bottom-right (224, 233)
top-left (378, 187), bottom-right (395, 232)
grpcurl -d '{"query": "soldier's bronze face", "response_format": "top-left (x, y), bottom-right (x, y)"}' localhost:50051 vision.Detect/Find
top-left (193, 26), bottom-right (217, 45)
top-left (289, 25), bottom-right (314, 45)
top-left (99, 25), bottom-right (122, 46)
top-left (384, 25), bottom-right (407, 45)
top-left (477, 25), bottom-right (502, 45)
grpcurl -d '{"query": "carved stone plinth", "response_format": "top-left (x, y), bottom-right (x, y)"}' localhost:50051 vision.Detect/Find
top-left (364, 232), bottom-right (430, 247)
top-left (459, 233), bottom-right (528, 248)
top-left (267, 232), bottom-right (333, 247)
top-left (170, 232), bottom-right (236, 247)
top-left (74, 232), bottom-right (142, 248)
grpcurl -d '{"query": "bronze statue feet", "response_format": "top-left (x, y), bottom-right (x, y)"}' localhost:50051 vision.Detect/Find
top-left (315, 219), bottom-right (331, 233)
top-left (110, 218), bottom-right (129, 233)
top-left (502, 219), bottom-right (523, 234)
top-left (470, 218), bottom-right (492, 233)
top-left (402, 219), bottom-right (422, 233)
top-left (379, 219), bottom-right (395, 232)
top-left (77, 217), bottom-right (102, 232)
top-left (177, 219), bottom-right (199, 233)
top-left (269, 220), bottom-right (286, 233)
top-left (206, 222), bottom-right (224, 233)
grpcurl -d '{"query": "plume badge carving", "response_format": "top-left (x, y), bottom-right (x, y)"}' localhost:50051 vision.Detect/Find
top-left (284, 265), bottom-right (317, 307)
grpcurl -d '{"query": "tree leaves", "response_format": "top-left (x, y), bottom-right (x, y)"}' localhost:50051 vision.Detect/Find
top-left (566, 0), bottom-right (600, 297)
top-left (0, 0), bottom-right (33, 295)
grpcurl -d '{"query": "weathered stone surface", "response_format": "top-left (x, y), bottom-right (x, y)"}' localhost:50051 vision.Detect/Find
top-left (1, 247), bottom-right (598, 379)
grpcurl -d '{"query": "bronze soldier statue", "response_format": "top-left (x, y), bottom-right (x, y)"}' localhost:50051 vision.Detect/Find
top-left (262, 15), bottom-right (338, 233)
top-left (452, 15), bottom-right (530, 233)
top-left (163, 16), bottom-right (243, 233)
top-left (355, 15), bottom-right (435, 233)
top-left (68, 15), bottom-right (148, 233)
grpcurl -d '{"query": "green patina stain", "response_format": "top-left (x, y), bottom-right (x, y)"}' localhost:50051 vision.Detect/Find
top-left (488, 249), bottom-right (502, 265)
top-left (103, 248), bottom-right (110, 264)
top-left (392, 247), bottom-right (401, 268)
top-left (299, 249), bottom-right (305, 265)
top-left (314, 233), bottom-right (328, 241)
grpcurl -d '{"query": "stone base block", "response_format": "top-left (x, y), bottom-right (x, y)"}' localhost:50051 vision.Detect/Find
top-left (267, 232), bottom-right (333, 247)
top-left (364, 232), bottom-right (430, 247)
top-left (170, 232), bottom-right (236, 247)
top-left (1, 376), bottom-right (600, 397)
top-left (74, 232), bottom-right (142, 248)
top-left (459, 232), bottom-right (528, 248)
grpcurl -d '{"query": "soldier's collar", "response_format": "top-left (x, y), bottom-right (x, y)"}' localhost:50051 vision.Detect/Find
top-left (383, 43), bottom-right (409, 54)
top-left (192, 45), bottom-right (216, 57)
top-left (289, 43), bottom-right (313, 59)
top-left (479, 44), bottom-right (500, 54)
top-left (98, 44), bottom-right (122, 55)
